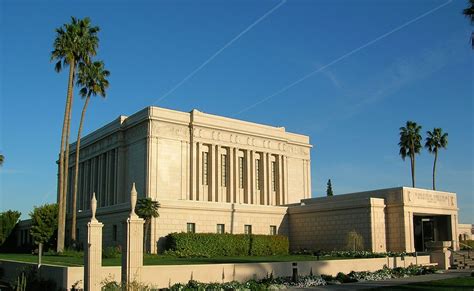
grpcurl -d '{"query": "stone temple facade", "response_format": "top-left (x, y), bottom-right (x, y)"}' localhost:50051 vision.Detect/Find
top-left (52, 106), bottom-right (462, 253)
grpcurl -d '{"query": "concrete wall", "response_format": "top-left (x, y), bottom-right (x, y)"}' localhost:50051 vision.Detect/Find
top-left (0, 256), bottom-right (430, 290)
top-left (288, 198), bottom-right (386, 252)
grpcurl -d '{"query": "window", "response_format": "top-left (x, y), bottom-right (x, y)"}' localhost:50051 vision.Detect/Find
top-left (221, 154), bottom-right (227, 187)
top-left (217, 224), bottom-right (225, 234)
top-left (239, 157), bottom-right (244, 189)
top-left (244, 224), bottom-right (252, 234)
top-left (202, 152), bottom-right (209, 185)
top-left (187, 223), bottom-right (196, 233)
top-left (271, 161), bottom-right (276, 191)
top-left (113, 225), bottom-right (117, 241)
top-left (255, 159), bottom-right (261, 190)
top-left (270, 225), bottom-right (277, 235)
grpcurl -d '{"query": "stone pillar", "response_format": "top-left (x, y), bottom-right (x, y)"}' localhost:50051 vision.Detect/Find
top-left (245, 150), bottom-right (251, 204)
top-left (84, 193), bottom-right (103, 291)
top-left (209, 145), bottom-right (216, 202)
top-left (122, 183), bottom-right (145, 286)
top-left (277, 155), bottom-right (283, 205)
top-left (229, 147), bottom-right (234, 203)
top-left (262, 153), bottom-right (268, 205)
top-left (283, 156), bottom-right (288, 205)
top-left (216, 146), bottom-right (222, 202)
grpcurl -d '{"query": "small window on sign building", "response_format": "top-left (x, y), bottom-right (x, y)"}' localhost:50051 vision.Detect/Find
top-left (270, 225), bottom-right (277, 235)
top-left (187, 223), bottom-right (196, 233)
top-left (244, 224), bottom-right (252, 234)
top-left (217, 224), bottom-right (225, 234)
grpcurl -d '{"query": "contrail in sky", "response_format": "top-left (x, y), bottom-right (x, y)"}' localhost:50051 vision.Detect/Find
top-left (235, 0), bottom-right (452, 116)
top-left (154, 0), bottom-right (287, 104)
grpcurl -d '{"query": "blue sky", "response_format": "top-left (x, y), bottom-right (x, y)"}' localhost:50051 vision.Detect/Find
top-left (0, 0), bottom-right (472, 222)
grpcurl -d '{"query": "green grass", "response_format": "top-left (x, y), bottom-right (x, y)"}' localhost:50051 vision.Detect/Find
top-left (0, 252), bottom-right (348, 267)
top-left (373, 276), bottom-right (474, 290)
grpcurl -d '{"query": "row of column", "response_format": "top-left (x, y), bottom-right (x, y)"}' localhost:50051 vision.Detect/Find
top-left (189, 142), bottom-right (288, 206)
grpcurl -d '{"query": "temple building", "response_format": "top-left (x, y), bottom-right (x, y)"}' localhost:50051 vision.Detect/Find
top-left (53, 106), bottom-right (463, 253)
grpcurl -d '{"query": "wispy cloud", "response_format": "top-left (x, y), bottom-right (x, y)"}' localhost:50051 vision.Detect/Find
top-left (0, 168), bottom-right (25, 175)
top-left (234, 0), bottom-right (453, 116)
top-left (153, 0), bottom-right (287, 104)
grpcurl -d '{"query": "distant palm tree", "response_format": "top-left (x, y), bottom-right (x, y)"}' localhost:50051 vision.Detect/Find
top-left (463, 0), bottom-right (474, 48)
top-left (425, 128), bottom-right (448, 190)
top-left (0, 154), bottom-right (4, 166)
top-left (51, 17), bottom-right (100, 252)
top-left (70, 61), bottom-right (110, 242)
top-left (399, 121), bottom-right (422, 187)
top-left (136, 198), bottom-right (160, 253)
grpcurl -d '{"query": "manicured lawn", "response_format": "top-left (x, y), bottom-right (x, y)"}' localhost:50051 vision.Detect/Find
top-left (374, 276), bottom-right (474, 290)
top-left (0, 253), bottom-right (347, 267)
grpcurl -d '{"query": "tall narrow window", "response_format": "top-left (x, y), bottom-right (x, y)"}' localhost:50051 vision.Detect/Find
top-left (221, 154), bottom-right (227, 187)
top-left (239, 157), bottom-right (244, 189)
top-left (270, 225), bottom-right (277, 235)
top-left (187, 223), bottom-right (196, 233)
top-left (255, 159), bottom-right (261, 190)
top-left (113, 225), bottom-right (117, 241)
top-left (202, 152), bottom-right (209, 185)
top-left (217, 224), bottom-right (225, 234)
top-left (244, 225), bottom-right (252, 234)
top-left (271, 161), bottom-right (276, 191)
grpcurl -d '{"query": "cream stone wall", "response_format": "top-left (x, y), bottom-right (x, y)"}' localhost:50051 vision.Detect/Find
top-left (288, 198), bottom-right (386, 252)
top-left (458, 223), bottom-right (473, 241)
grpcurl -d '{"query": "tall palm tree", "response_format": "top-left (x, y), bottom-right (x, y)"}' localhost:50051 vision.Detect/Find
top-left (463, 0), bottom-right (474, 48)
top-left (425, 128), bottom-right (448, 191)
top-left (399, 121), bottom-right (422, 188)
top-left (0, 154), bottom-right (4, 166)
top-left (51, 17), bottom-right (99, 252)
top-left (136, 198), bottom-right (160, 253)
top-left (71, 61), bottom-right (109, 242)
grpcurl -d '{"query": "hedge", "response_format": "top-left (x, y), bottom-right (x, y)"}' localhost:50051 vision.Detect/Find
top-left (164, 232), bottom-right (289, 257)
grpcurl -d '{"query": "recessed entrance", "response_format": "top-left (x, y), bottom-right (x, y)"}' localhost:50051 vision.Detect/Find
top-left (413, 215), bottom-right (452, 251)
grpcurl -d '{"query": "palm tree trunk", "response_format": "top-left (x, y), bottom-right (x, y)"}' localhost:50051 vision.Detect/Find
top-left (410, 153), bottom-right (415, 188)
top-left (71, 94), bottom-right (91, 242)
top-left (144, 219), bottom-right (149, 253)
top-left (57, 58), bottom-right (76, 252)
top-left (433, 150), bottom-right (438, 190)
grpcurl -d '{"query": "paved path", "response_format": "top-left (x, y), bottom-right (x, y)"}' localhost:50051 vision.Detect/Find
top-left (297, 269), bottom-right (472, 290)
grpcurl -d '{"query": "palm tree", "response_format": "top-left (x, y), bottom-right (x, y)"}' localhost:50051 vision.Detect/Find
top-left (425, 128), bottom-right (448, 191)
top-left (399, 121), bottom-right (422, 188)
top-left (51, 17), bottom-right (99, 252)
top-left (71, 61), bottom-right (110, 242)
top-left (136, 198), bottom-right (160, 253)
top-left (0, 154), bottom-right (4, 166)
top-left (463, 0), bottom-right (474, 48)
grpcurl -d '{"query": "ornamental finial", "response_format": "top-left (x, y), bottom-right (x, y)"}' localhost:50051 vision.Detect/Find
top-left (91, 192), bottom-right (97, 221)
top-left (130, 183), bottom-right (137, 216)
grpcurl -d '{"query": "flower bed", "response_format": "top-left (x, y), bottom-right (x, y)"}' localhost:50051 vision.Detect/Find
top-left (166, 264), bottom-right (437, 290)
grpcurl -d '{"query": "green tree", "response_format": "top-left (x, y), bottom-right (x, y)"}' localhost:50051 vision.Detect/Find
top-left (463, 0), bottom-right (474, 48)
top-left (0, 210), bottom-right (21, 245)
top-left (71, 61), bottom-right (110, 242)
top-left (326, 179), bottom-right (334, 196)
top-left (51, 17), bottom-right (99, 252)
top-left (425, 128), bottom-right (448, 191)
top-left (399, 121), bottom-right (422, 188)
top-left (136, 198), bottom-right (160, 253)
top-left (30, 204), bottom-right (59, 250)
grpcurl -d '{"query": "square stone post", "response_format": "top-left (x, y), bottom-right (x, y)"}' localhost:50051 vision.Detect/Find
top-left (84, 193), bottom-right (103, 291)
top-left (122, 183), bottom-right (145, 286)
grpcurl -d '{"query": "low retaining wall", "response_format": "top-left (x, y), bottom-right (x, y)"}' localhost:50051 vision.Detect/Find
top-left (0, 256), bottom-right (430, 289)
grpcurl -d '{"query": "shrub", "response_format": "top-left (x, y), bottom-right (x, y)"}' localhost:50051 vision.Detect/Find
top-left (164, 232), bottom-right (289, 257)
top-left (29, 203), bottom-right (58, 251)
top-left (103, 245), bottom-right (121, 259)
top-left (460, 240), bottom-right (474, 250)
top-left (0, 210), bottom-right (21, 246)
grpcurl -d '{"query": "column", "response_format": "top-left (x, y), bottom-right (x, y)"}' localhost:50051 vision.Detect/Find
top-left (245, 150), bottom-right (251, 204)
top-left (216, 146), bottom-right (222, 202)
top-left (306, 159), bottom-right (312, 199)
top-left (105, 151), bottom-right (110, 206)
top-left (229, 147), bottom-right (234, 203)
top-left (283, 156), bottom-right (289, 205)
top-left (190, 142), bottom-right (197, 200)
top-left (84, 193), bottom-right (103, 291)
top-left (196, 142), bottom-right (201, 201)
top-left (209, 144), bottom-right (216, 202)
top-left (262, 153), bottom-right (268, 205)
top-left (122, 183), bottom-right (144, 285)
top-left (278, 155), bottom-right (283, 205)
